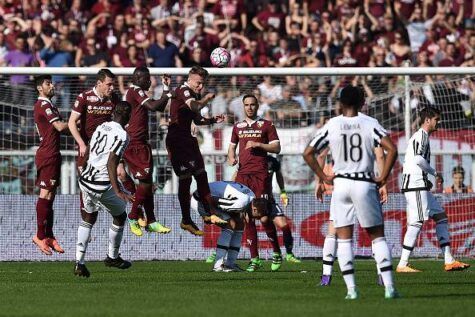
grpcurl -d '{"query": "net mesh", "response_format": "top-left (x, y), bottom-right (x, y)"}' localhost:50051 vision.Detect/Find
top-left (0, 71), bottom-right (474, 260)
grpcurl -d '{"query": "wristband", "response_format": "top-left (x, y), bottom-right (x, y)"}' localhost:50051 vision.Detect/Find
top-left (280, 190), bottom-right (286, 194)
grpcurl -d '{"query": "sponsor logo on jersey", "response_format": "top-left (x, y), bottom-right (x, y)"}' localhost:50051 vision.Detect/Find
top-left (50, 179), bottom-right (56, 186)
top-left (87, 96), bottom-right (100, 102)
top-left (236, 122), bottom-right (247, 128)
top-left (45, 108), bottom-right (53, 116)
top-left (138, 90), bottom-right (145, 97)
top-left (180, 165), bottom-right (188, 171)
top-left (189, 161), bottom-right (195, 167)
top-left (144, 168), bottom-right (150, 175)
top-left (184, 90), bottom-right (190, 97)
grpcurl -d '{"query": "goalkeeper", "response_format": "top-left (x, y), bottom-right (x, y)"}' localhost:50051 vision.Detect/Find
top-left (191, 181), bottom-right (268, 272)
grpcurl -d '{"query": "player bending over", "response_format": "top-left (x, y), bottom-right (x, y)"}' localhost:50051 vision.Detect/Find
top-left (303, 85), bottom-right (399, 299)
top-left (192, 181), bottom-right (268, 272)
top-left (397, 107), bottom-right (470, 273)
top-left (74, 101), bottom-right (134, 277)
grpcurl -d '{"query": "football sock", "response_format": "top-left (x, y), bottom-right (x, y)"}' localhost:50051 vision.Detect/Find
top-left (178, 177), bottom-right (193, 223)
top-left (246, 220), bottom-right (259, 259)
top-left (398, 222), bottom-right (422, 267)
top-left (108, 224), bottom-right (124, 259)
top-left (45, 199), bottom-right (55, 238)
top-left (225, 230), bottom-right (243, 267)
top-left (372, 237), bottom-right (394, 288)
top-left (215, 228), bottom-right (233, 268)
top-left (337, 239), bottom-right (356, 291)
top-left (435, 218), bottom-right (455, 264)
top-left (36, 198), bottom-right (50, 240)
top-left (282, 224), bottom-right (293, 254)
top-left (194, 172), bottom-right (213, 213)
top-left (142, 193), bottom-right (156, 224)
top-left (76, 221), bottom-right (93, 264)
top-left (264, 222), bottom-right (281, 254)
top-left (322, 234), bottom-right (337, 276)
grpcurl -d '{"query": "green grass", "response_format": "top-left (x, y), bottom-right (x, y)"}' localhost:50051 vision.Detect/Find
top-left (0, 260), bottom-right (474, 317)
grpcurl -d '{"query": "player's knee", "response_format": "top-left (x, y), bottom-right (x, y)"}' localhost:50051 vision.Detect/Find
top-left (273, 216), bottom-right (286, 228)
top-left (82, 211), bottom-right (98, 225)
top-left (113, 212), bottom-right (127, 226)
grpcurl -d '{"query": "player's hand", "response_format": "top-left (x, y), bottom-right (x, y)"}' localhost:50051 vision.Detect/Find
top-left (203, 93), bottom-right (215, 103)
top-left (117, 191), bottom-right (135, 203)
top-left (322, 174), bottom-right (334, 185)
top-left (228, 156), bottom-right (238, 166)
top-left (436, 174), bottom-right (444, 185)
top-left (245, 141), bottom-right (260, 150)
top-left (78, 142), bottom-right (87, 157)
top-left (214, 114), bottom-right (226, 124)
top-left (280, 190), bottom-right (289, 207)
top-left (161, 74), bottom-right (171, 88)
top-left (379, 184), bottom-right (388, 204)
top-left (315, 182), bottom-right (325, 202)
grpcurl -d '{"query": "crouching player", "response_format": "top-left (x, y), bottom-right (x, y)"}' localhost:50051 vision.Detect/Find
top-left (191, 181), bottom-right (268, 272)
top-left (74, 101), bottom-right (133, 277)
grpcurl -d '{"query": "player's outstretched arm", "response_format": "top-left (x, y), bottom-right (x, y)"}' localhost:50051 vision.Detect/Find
top-left (373, 136), bottom-right (398, 186)
top-left (68, 112), bottom-right (87, 156)
top-left (108, 152), bottom-right (134, 203)
top-left (188, 93), bottom-right (215, 113)
top-left (193, 114), bottom-right (226, 126)
top-left (143, 75), bottom-right (175, 112)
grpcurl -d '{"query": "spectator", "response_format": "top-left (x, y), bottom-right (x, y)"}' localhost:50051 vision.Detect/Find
top-left (270, 85), bottom-right (307, 128)
top-left (438, 42), bottom-right (462, 66)
top-left (443, 166), bottom-right (473, 193)
top-left (238, 40), bottom-right (268, 67)
top-left (389, 31), bottom-right (412, 66)
top-left (258, 75), bottom-right (283, 107)
top-left (285, 1), bottom-right (309, 37)
top-left (333, 40), bottom-right (357, 67)
top-left (252, 1), bottom-right (286, 34)
top-left (148, 28), bottom-right (182, 68)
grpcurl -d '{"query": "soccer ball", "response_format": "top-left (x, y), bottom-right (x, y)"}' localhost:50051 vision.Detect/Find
top-left (210, 47), bottom-right (230, 67)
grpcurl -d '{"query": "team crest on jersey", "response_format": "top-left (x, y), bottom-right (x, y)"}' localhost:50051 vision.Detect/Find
top-left (237, 122), bottom-right (247, 128)
top-left (257, 121), bottom-right (264, 128)
top-left (74, 100), bottom-right (79, 108)
top-left (184, 90), bottom-right (190, 97)
top-left (144, 168), bottom-right (150, 175)
top-left (138, 90), bottom-right (145, 97)
top-left (45, 108), bottom-right (53, 116)
top-left (49, 179), bottom-right (56, 186)
top-left (87, 96), bottom-right (99, 102)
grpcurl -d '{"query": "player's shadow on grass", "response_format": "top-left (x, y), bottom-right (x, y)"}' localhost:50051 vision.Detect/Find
top-left (410, 292), bottom-right (475, 299)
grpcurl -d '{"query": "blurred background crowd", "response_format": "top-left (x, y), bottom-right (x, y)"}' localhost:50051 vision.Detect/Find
top-left (0, 0), bottom-right (474, 194)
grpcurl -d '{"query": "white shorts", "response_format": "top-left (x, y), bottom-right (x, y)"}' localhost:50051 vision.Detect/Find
top-left (404, 190), bottom-right (444, 224)
top-left (330, 178), bottom-right (383, 228)
top-left (80, 185), bottom-right (126, 217)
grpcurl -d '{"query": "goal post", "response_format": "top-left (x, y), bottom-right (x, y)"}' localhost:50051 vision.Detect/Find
top-left (0, 67), bottom-right (474, 261)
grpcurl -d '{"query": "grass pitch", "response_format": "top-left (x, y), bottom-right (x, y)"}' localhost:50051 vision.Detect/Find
top-left (0, 260), bottom-right (474, 317)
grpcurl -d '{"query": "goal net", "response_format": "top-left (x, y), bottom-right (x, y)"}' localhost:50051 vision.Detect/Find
top-left (0, 67), bottom-right (474, 261)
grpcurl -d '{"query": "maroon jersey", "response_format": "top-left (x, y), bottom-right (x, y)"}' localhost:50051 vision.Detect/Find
top-left (123, 85), bottom-right (151, 144)
top-left (167, 83), bottom-right (201, 139)
top-left (34, 97), bottom-right (62, 161)
top-left (230, 117), bottom-right (279, 175)
top-left (71, 87), bottom-right (118, 144)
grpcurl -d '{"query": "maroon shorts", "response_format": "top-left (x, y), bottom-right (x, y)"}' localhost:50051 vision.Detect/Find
top-left (235, 172), bottom-right (269, 199)
top-left (35, 157), bottom-right (61, 190)
top-left (166, 136), bottom-right (205, 176)
top-left (123, 143), bottom-right (153, 180)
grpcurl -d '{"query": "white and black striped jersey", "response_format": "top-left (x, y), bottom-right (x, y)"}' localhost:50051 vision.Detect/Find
top-left (80, 121), bottom-right (129, 192)
top-left (309, 113), bottom-right (387, 182)
top-left (193, 181), bottom-right (255, 213)
top-left (401, 128), bottom-right (432, 192)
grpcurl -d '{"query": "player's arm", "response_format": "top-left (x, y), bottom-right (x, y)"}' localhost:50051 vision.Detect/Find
top-left (52, 120), bottom-right (69, 133)
top-left (373, 136), bottom-right (398, 186)
top-left (187, 93), bottom-right (216, 113)
top-left (107, 151), bottom-right (134, 203)
top-left (68, 111), bottom-right (87, 156)
top-left (412, 132), bottom-right (443, 183)
top-left (245, 140), bottom-right (281, 154)
top-left (227, 143), bottom-right (238, 166)
top-left (275, 168), bottom-right (289, 206)
top-left (143, 75), bottom-right (175, 112)
top-left (374, 146), bottom-right (388, 204)
top-left (303, 145), bottom-right (332, 185)
top-left (193, 114), bottom-right (226, 126)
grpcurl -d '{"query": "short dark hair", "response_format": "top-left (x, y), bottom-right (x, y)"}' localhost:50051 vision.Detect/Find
top-left (97, 69), bottom-right (115, 82)
top-left (133, 66), bottom-right (150, 77)
top-left (252, 198), bottom-right (268, 216)
top-left (419, 107), bottom-right (441, 122)
top-left (339, 85), bottom-right (364, 109)
top-left (242, 94), bottom-right (258, 104)
top-left (452, 165), bottom-right (465, 176)
top-left (189, 65), bottom-right (209, 79)
top-left (34, 75), bottom-right (52, 88)
top-left (114, 101), bottom-right (131, 117)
